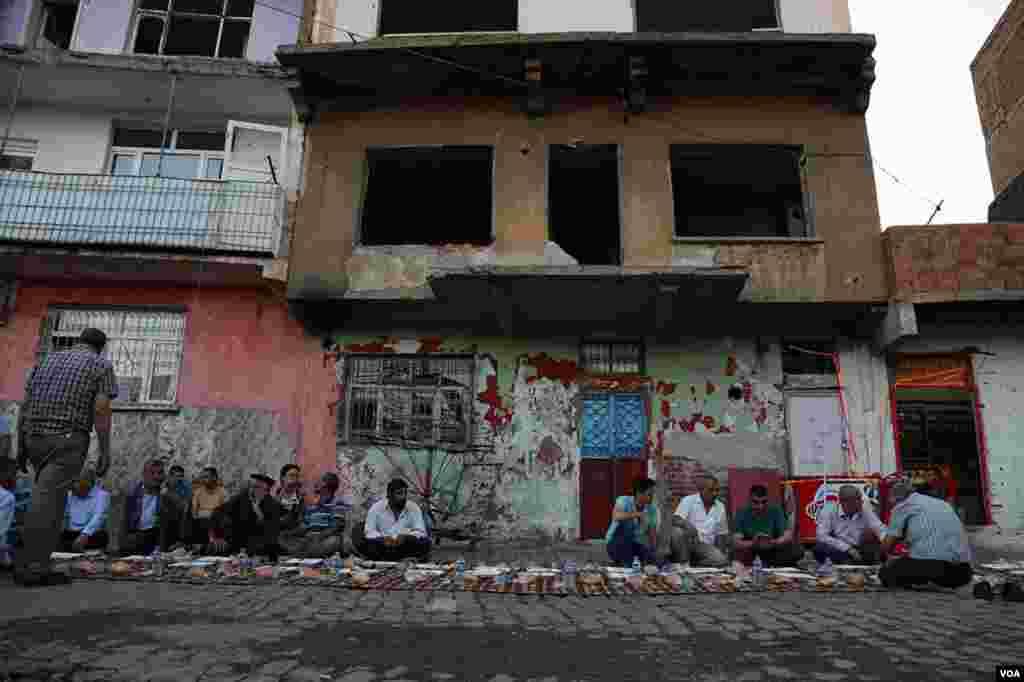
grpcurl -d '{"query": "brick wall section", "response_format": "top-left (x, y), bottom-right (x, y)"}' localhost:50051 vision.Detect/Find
top-left (883, 223), bottom-right (1024, 302)
top-left (972, 0), bottom-right (1024, 195)
top-left (661, 457), bottom-right (708, 510)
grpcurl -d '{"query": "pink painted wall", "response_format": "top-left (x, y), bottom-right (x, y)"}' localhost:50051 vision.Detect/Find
top-left (0, 282), bottom-right (337, 479)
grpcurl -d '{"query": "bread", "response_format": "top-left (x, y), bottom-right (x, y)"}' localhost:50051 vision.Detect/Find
top-left (846, 574), bottom-right (866, 590)
top-left (111, 561), bottom-right (132, 577)
top-left (816, 577), bottom-right (837, 590)
top-left (188, 566), bottom-right (208, 579)
top-left (463, 575), bottom-right (481, 590)
top-left (352, 572), bottom-right (371, 588)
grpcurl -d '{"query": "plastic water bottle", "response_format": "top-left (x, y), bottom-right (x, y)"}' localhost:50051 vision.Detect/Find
top-left (632, 556), bottom-right (641, 576)
top-left (331, 552), bottom-right (343, 577)
top-left (152, 549), bottom-right (164, 577)
top-left (818, 557), bottom-right (834, 578)
top-left (239, 549), bottom-right (249, 578)
top-left (752, 555), bottom-right (763, 588)
top-left (455, 557), bottom-right (466, 586)
top-left (563, 559), bottom-right (578, 593)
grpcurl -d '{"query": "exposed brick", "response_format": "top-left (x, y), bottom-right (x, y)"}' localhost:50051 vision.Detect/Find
top-left (1005, 223), bottom-right (1024, 243)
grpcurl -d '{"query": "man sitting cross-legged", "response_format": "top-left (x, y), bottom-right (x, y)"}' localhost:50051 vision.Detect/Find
top-left (279, 471), bottom-right (352, 558)
top-left (357, 479), bottom-right (430, 562)
top-left (61, 468), bottom-right (110, 552)
top-left (207, 473), bottom-right (283, 561)
top-left (733, 484), bottom-right (803, 567)
top-left (668, 475), bottom-right (730, 568)
top-left (119, 459), bottom-right (187, 555)
top-left (814, 484), bottom-right (884, 565)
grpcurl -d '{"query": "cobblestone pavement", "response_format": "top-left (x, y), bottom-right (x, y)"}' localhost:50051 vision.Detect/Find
top-left (1, 575), bottom-right (1019, 682)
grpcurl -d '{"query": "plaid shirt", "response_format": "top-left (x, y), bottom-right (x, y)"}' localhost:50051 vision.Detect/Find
top-left (22, 343), bottom-right (117, 436)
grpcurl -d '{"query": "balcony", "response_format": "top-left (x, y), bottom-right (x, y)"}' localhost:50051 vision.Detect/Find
top-left (0, 170), bottom-right (284, 255)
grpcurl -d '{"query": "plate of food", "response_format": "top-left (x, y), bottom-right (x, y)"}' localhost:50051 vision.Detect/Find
top-left (50, 552), bottom-right (86, 560)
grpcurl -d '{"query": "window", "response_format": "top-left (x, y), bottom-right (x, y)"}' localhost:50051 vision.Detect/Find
top-left (580, 341), bottom-right (643, 375)
top-left (581, 394), bottom-right (647, 458)
top-left (781, 339), bottom-right (836, 375)
top-left (671, 145), bottom-right (810, 238)
top-left (549, 145), bottom-right (621, 265)
top-left (636, 0), bottom-right (779, 32)
top-left (38, 308), bottom-right (186, 406)
top-left (0, 139), bottom-right (37, 171)
top-left (36, 0), bottom-right (79, 49)
top-left (360, 147), bottom-right (494, 246)
top-left (132, 0), bottom-right (253, 58)
top-left (379, 0), bottom-right (517, 35)
top-left (343, 355), bottom-right (475, 447)
top-left (109, 128), bottom-right (225, 179)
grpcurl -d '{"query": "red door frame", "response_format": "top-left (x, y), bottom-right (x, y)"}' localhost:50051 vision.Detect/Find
top-left (890, 353), bottom-right (993, 525)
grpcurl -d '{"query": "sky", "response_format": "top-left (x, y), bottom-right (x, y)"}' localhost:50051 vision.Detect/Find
top-left (849, 0), bottom-right (1013, 229)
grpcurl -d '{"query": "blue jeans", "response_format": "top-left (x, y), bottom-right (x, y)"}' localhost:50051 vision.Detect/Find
top-left (606, 520), bottom-right (655, 567)
top-left (813, 543), bottom-right (852, 564)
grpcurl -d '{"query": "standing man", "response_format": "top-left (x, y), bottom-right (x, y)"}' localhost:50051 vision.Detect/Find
top-left (814, 484), bottom-right (884, 565)
top-left (879, 477), bottom-right (974, 590)
top-left (15, 328), bottom-right (116, 587)
top-left (670, 475), bottom-right (729, 567)
top-left (359, 478), bottom-right (430, 561)
top-left (733, 484), bottom-right (802, 567)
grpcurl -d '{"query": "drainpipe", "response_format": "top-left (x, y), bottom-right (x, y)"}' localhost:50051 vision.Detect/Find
top-left (156, 74), bottom-right (178, 177)
top-left (0, 64), bottom-right (26, 157)
top-left (972, 388), bottom-right (994, 526)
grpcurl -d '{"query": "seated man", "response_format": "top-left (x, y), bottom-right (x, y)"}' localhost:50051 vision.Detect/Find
top-left (120, 459), bottom-right (186, 555)
top-left (189, 466), bottom-right (226, 547)
top-left (276, 464), bottom-right (305, 549)
top-left (0, 457), bottom-right (15, 569)
top-left (207, 474), bottom-right (282, 560)
top-left (814, 484), bottom-right (884, 565)
top-left (166, 464), bottom-right (192, 509)
top-left (879, 478), bottom-right (973, 590)
top-left (280, 472), bottom-right (351, 558)
top-left (61, 468), bottom-right (110, 552)
top-left (358, 478), bottom-right (430, 561)
top-left (606, 477), bottom-right (658, 567)
top-left (733, 484), bottom-right (802, 567)
top-left (669, 475), bottom-right (729, 567)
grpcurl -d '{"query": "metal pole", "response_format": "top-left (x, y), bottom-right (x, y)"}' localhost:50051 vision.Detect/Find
top-left (156, 74), bottom-right (178, 177)
top-left (925, 199), bottom-right (944, 225)
top-left (1, 64), bottom-right (26, 157)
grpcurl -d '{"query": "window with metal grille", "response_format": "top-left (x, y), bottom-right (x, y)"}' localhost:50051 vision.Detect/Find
top-left (38, 308), bottom-right (186, 406)
top-left (580, 341), bottom-right (644, 375)
top-left (342, 355), bottom-right (475, 447)
top-left (132, 0), bottom-right (254, 59)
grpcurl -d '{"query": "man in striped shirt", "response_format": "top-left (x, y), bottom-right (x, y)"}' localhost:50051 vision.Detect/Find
top-left (879, 478), bottom-right (973, 590)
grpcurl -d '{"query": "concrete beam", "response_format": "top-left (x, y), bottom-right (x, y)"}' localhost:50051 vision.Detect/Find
top-left (873, 301), bottom-right (918, 351)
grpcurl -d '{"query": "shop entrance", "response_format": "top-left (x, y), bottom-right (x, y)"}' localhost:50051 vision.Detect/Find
top-left (892, 353), bottom-right (990, 525)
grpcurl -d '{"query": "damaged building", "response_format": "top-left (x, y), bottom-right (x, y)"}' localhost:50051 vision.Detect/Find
top-left (280, 0), bottom-right (903, 542)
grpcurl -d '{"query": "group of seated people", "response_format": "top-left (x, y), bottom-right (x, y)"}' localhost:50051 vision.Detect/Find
top-left (6, 456), bottom-right (436, 564)
top-left (606, 473), bottom-right (976, 591)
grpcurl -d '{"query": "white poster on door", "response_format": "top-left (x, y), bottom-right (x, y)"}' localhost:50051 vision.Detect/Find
top-left (786, 392), bottom-right (848, 476)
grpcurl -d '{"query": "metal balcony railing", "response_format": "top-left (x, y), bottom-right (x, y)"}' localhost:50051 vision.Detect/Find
top-left (0, 170), bottom-right (285, 255)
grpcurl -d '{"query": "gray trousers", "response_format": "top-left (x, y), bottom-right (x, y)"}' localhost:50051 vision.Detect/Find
top-left (668, 526), bottom-right (729, 567)
top-left (279, 529), bottom-right (349, 558)
top-left (15, 431), bottom-right (90, 577)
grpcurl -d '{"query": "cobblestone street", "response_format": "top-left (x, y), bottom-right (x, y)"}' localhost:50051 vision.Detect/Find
top-left (1, 575), bottom-right (1019, 682)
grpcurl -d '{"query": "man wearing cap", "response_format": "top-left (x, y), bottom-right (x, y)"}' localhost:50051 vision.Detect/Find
top-left (15, 328), bottom-right (117, 587)
top-left (879, 477), bottom-right (974, 590)
top-left (208, 474), bottom-right (283, 560)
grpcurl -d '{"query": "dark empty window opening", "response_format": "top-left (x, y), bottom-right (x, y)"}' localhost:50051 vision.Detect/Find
top-left (132, 0), bottom-right (252, 58)
top-left (637, 0), bottom-right (779, 32)
top-left (549, 144), bottom-right (621, 266)
top-left (580, 341), bottom-right (644, 375)
top-left (379, 0), bottom-right (517, 35)
top-left (37, 0), bottom-right (79, 50)
top-left (782, 339), bottom-right (837, 375)
top-left (360, 146), bottom-right (494, 246)
top-left (671, 145), bottom-right (808, 238)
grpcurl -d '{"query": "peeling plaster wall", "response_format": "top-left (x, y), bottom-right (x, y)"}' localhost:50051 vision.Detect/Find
top-left (895, 324), bottom-right (1024, 530)
top-left (331, 333), bottom-right (837, 541)
top-left (671, 241), bottom-right (827, 302)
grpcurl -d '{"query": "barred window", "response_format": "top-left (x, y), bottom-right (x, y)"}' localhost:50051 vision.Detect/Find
top-left (343, 355), bottom-right (474, 448)
top-left (580, 341), bottom-right (643, 375)
top-left (38, 308), bottom-right (186, 406)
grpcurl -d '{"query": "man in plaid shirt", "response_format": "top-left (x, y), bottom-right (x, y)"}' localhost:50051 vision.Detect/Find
top-left (15, 328), bottom-right (117, 587)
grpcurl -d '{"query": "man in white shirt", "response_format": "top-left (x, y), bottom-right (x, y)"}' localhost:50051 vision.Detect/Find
top-left (61, 469), bottom-right (110, 551)
top-left (358, 478), bottom-right (430, 561)
top-left (814, 484), bottom-right (883, 565)
top-left (669, 475), bottom-right (729, 567)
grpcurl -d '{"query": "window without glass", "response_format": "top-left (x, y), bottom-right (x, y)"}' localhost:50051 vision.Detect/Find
top-left (670, 145), bottom-right (810, 238)
top-left (109, 128), bottom-right (225, 179)
top-left (38, 308), bottom-right (186, 405)
top-left (549, 144), bottom-right (621, 265)
top-left (0, 139), bottom-right (38, 171)
top-left (360, 146), bottom-right (494, 245)
top-left (36, 0), bottom-right (79, 49)
top-left (781, 339), bottom-right (837, 375)
top-left (341, 355), bottom-right (475, 448)
top-left (636, 0), bottom-right (779, 32)
top-left (379, 0), bottom-right (517, 34)
top-left (132, 0), bottom-right (253, 58)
